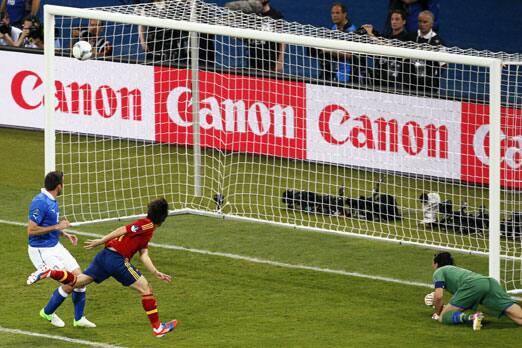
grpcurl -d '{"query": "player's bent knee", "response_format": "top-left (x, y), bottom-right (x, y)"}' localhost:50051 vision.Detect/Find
top-left (61, 284), bottom-right (74, 293)
top-left (130, 276), bottom-right (151, 295)
top-left (75, 274), bottom-right (93, 288)
top-left (142, 281), bottom-right (152, 295)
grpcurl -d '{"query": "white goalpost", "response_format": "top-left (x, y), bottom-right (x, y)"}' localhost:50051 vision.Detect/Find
top-left (43, 1), bottom-right (522, 292)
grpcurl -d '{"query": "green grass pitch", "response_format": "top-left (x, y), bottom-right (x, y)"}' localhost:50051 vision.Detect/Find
top-left (0, 127), bottom-right (521, 347)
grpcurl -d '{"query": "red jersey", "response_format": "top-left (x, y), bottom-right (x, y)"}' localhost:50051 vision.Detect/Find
top-left (105, 218), bottom-right (156, 259)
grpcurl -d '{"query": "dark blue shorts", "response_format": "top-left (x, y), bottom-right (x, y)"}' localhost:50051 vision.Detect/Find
top-left (84, 248), bottom-right (142, 286)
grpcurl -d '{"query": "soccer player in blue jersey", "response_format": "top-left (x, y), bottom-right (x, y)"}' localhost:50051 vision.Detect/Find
top-left (27, 171), bottom-right (95, 328)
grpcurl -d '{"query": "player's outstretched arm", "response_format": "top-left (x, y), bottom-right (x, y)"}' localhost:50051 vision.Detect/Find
top-left (84, 226), bottom-right (127, 249)
top-left (139, 248), bottom-right (172, 283)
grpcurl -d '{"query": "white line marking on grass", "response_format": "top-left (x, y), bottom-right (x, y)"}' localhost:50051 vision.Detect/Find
top-left (1, 218), bottom-right (431, 289)
top-left (146, 241), bottom-right (433, 288)
top-left (0, 326), bottom-right (126, 348)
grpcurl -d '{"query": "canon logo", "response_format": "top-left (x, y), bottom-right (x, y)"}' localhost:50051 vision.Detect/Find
top-left (166, 86), bottom-right (295, 138)
top-left (318, 104), bottom-right (448, 158)
top-left (11, 70), bottom-right (142, 120)
top-left (473, 125), bottom-right (522, 169)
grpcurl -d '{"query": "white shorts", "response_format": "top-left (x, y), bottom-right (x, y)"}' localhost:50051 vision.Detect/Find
top-left (28, 242), bottom-right (81, 272)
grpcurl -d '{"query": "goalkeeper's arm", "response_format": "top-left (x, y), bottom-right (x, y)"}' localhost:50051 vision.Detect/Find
top-left (433, 288), bottom-right (444, 315)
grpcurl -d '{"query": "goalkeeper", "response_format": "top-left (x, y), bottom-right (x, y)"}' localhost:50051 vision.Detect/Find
top-left (426, 252), bottom-right (522, 330)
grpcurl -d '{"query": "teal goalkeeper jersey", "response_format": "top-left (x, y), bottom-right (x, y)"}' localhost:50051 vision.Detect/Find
top-left (432, 265), bottom-right (489, 294)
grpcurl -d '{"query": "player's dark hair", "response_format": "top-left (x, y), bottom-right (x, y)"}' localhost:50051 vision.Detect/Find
top-left (331, 2), bottom-right (347, 14)
top-left (433, 252), bottom-right (454, 267)
top-left (147, 198), bottom-right (169, 226)
top-left (44, 171), bottom-right (64, 191)
top-left (389, 9), bottom-right (407, 21)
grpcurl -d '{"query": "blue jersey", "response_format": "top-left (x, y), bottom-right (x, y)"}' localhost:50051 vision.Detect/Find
top-left (28, 189), bottom-right (60, 248)
top-left (6, 0), bottom-right (26, 27)
top-left (331, 23), bottom-right (356, 82)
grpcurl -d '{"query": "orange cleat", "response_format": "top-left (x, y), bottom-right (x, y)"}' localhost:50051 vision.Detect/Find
top-left (153, 319), bottom-right (177, 338)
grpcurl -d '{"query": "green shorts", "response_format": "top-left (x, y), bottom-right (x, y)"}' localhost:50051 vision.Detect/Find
top-left (449, 277), bottom-right (515, 317)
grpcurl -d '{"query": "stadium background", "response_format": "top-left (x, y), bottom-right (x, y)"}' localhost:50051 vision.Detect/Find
top-left (37, 0), bottom-right (522, 54)
top-left (1, 1), bottom-right (522, 346)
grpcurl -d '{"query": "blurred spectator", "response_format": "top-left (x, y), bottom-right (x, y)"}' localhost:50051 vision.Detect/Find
top-left (407, 10), bottom-right (445, 95)
top-left (311, 3), bottom-right (356, 82)
top-left (363, 9), bottom-right (412, 41)
top-left (0, 11), bottom-right (21, 46)
top-left (72, 19), bottom-right (112, 58)
top-left (329, 2), bottom-right (355, 82)
top-left (362, 9), bottom-right (413, 90)
top-left (384, 0), bottom-right (439, 36)
top-left (0, 0), bottom-right (40, 29)
top-left (225, 0), bottom-right (263, 14)
top-left (27, 21), bottom-right (42, 48)
top-left (414, 10), bottom-right (443, 45)
top-left (13, 14), bottom-right (39, 47)
top-left (138, 0), bottom-right (189, 64)
top-left (331, 2), bottom-right (356, 32)
top-left (246, 0), bottom-right (285, 72)
top-left (138, 0), bottom-right (214, 67)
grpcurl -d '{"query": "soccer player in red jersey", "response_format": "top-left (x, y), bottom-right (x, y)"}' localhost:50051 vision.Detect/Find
top-left (27, 198), bottom-right (177, 338)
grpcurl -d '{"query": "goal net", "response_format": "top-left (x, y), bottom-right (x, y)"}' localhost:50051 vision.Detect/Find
top-left (44, 1), bottom-right (522, 292)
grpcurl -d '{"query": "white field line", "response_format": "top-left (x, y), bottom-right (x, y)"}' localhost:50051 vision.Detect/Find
top-left (0, 326), bottom-right (126, 348)
top-left (1, 218), bottom-right (431, 289)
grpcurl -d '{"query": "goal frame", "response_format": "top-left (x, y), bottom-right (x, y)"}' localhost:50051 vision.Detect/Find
top-left (43, 4), bottom-right (503, 282)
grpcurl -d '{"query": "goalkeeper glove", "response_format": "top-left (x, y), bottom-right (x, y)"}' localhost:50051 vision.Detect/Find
top-left (424, 292), bottom-right (435, 306)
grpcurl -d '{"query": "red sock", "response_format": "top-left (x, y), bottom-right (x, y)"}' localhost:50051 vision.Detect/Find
top-left (50, 270), bottom-right (77, 286)
top-left (141, 294), bottom-right (161, 329)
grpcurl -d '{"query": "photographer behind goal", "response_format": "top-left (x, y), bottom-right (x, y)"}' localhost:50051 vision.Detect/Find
top-left (0, 11), bottom-right (22, 46)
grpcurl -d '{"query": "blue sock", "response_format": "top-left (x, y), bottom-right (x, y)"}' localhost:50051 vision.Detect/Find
top-left (72, 289), bottom-right (86, 321)
top-left (442, 310), bottom-right (473, 325)
top-left (43, 287), bottom-right (68, 315)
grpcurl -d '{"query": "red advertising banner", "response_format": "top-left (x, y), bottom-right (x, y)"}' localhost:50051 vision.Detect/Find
top-left (461, 102), bottom-right (522, 188)
top-left (154, 67), bottom-right (307, 159)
